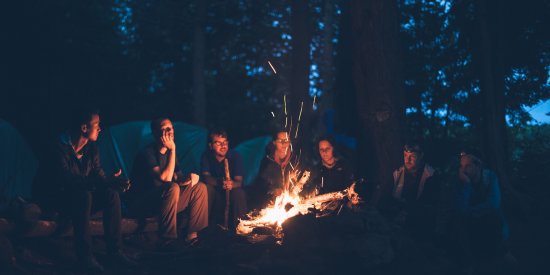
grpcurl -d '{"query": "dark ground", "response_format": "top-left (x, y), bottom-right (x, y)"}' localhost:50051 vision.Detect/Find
top-left (3, 206), bottom-right (548, 275)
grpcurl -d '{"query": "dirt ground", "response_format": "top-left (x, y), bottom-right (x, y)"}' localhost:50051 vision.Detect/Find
top-left (3, 205), bottom-right (548, 275)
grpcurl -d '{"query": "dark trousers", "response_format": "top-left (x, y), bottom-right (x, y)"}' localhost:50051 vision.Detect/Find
top-left (206, 184), bottom-right (247, 229)
top-left (50, 187), bottom-right (122, 260)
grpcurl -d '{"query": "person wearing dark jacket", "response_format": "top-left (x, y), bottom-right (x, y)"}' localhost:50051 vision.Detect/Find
top-left (32, 110), bottom-right (132, 272)
top-left (301, 136), bottom-right (358, 213)
top-left (248, 130), bottom-right (293, 209)
top-left (306, 136), bottom-right (355, 196)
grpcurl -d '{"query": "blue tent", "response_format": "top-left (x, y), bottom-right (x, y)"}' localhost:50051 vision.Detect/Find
top-left (234, 136), bottom-right (271, 186)
top-left (98, 121), bottom-right (270, 186)
top-left (97, 121), bottom-right (208, 178)
top-left (0, 120), bottom-right (38, 199)
top-left (1, 119), bottom-right (268, 199)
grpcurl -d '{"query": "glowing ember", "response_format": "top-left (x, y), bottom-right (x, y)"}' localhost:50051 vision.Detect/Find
top-left (267, 60), bottom-right (277, 74)
top-left (312, 95), bottom-right (316, 109)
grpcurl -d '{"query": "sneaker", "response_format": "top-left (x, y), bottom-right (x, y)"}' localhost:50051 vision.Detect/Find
top-left (79, 256), bottom-right (104, 273)
top-left (108, 251), bottom-right (137, 267)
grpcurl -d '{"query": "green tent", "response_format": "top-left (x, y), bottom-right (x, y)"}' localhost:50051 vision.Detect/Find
top-left (0, 120), bottom-right (38, 199)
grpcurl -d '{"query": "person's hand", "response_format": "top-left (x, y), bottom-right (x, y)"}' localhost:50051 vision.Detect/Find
top-left (161, 130), bottom-right (176, 151)
top-left (114, 169), bottom-right (122, 177)
top-left (223, 180), bottom-right (233, 190)
top-left (179, 173), bottom-right (199, 187)
top-left (179, 178), bottom-right (192, 186)
top-left (459, 170), bottom-right (471, 184)
top-left (349, 193), bottom-right (359, 205)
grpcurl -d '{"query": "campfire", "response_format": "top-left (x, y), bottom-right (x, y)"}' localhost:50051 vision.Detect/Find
top-left (236, 181), bottom-right (360, 239)
top-left (237, 94), bottom-right (362, 242)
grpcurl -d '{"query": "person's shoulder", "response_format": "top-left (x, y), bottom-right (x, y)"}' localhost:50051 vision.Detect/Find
top-left (337, 158), bottom-right (353, 168)
top-left (424, 163), bottom-right (437, 176)
top-left (200, 150), bottom-right (210, 160)
top-left (228, 150), bottom-right (243, 160)
top-left (136, 143), bottom-right (157, 159)
top-left (262, 154), bottom-right (274, 163)
top-left (48, 135), bottom-right (72, 157)
top-left (482, 169), bottom-right (499, 184)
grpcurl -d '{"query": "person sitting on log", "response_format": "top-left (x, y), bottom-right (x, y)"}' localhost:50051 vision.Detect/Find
top-left (381, 142), bottom-right (441, 241)
top-left (449, 148), bottom-right (513, 271)
top-left (200, 128), bottom-right (247, 230)
top-left (32, 109), bottom-right (133, 272)
top-left (127, 117), bottom-right (208, 248)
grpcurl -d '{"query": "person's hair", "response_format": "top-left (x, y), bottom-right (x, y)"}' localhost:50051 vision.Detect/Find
top-left (265, 128), bottom-right (289, 155)
top-left (459, 147), bottom-right (483, 166)
top-left (70, 108), bottom-right (100, 132)
top-left (317, 135), bottom-right (339, 157)
top-left (208, 128), bottom-right (228, 143)
top-left (271, 128), bottom-right (289, 141)
top-left (150, 117), bottom-right (170, 136)
top-left (403, 141), bottom-right (423, 154)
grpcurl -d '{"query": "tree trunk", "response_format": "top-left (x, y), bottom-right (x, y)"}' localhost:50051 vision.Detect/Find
top-left (315, 0), bottom-right (336, 135)
top-left (192, 0), bottom-right (207, 126)
top-left (475, 0), bottom-right (513, 194)
top-left (289, 0), bottom-right (312, 143)
top-left (351, 0), bottom-right (405, 205)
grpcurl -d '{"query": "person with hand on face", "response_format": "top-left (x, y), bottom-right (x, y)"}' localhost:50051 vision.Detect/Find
top-left (200, 129), bottom-right (247, 230)
top-left (128, 118), bottom-right (208, 247)
top-left (450, 148), bottom-right (512, 271)
top-left (32, 109), bottom-right (133, 272)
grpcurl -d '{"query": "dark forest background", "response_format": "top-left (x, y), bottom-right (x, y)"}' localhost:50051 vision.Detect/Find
top-left (1, 0), bottom-right (549, 210)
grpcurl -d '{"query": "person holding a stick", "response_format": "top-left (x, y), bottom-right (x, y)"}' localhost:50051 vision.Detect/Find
top-left (200, 129), bottom-right (247, 230)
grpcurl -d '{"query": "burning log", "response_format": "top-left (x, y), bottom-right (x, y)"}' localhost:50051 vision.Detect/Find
top-left (236, 182), bottom-right (361, 238)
